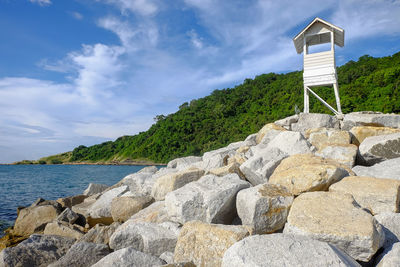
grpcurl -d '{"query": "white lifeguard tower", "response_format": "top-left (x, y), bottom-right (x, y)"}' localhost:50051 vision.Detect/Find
top-left (293, 17), bottom-right (344, 115)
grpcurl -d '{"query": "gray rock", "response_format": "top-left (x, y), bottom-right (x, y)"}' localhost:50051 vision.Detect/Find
top-left (239, 147), bottom-right (288, 185)
top-left (88, 185), bottom-right (129, 219)
top-left (167, 156), bottom-right (203, 170)
top-left (291, 113), bottom-right (339, 132)
top-left (359, 133), bottom-right (400, 165)
top-left (48, 242), bottom-right (110, 267)
top-left (57, 207), bottom-right (79, 224)
top-left (111, 195), bottom-right (154, 222)
top-left (78, 222), bottom-right (121, 244)
top-left (266, 131), bottom-right (314, 155)
top-left (109, 222), bottom-right (178, 256)
top-left (375, 213), bottom-right (400, 250)
top-left (83, 183), bottom-right (108, 196)
top-left (274, 114), bottom-right (299, 130)
top-left (316, 144), bottom-right (358, 168)
top-left (137, 165), bottom-right (159, 174)
top-left (120, 172), bottom-right (157, 196)
top-left (0, 234), bottom-right (75, 267)
top-left (376, 242), bottom-right (400, 267)
top-left (353, 158), bottom-right (400, 180)
top-left (221, 234), bottom-right (360, 267)
top-left (342, 111), bottom-right (400, 130)
top-left (91, 246), bottom-right (164, 267)
top-left (244, 133), bottom-right (257, 146)
top-left (160, 251), bottom-right (174, 264)
top-left (165, 174), bottom-right (250, 224)
top-left (236, 184), bottom-right (294, 234)
top-left (127, 201), bottom-right (170, 223)
top-left (201, 144), bottom-right (243, 170)
top-left (44, 221), bottom-right (85, 239)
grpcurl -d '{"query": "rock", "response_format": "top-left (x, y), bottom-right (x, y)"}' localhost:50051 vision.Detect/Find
top-left (111, 195), bottom-right (154, 222)
top-left (161, 263), bottom-right (196, 267)
top-left (208, 162), bottom-right (245, 179)
top-left (201, 143), bottom-right (243, 170)
top-left (57, 195), bottom-right (86, 209)
top-left (376, 242), bottom-right (400, 267)
top-left (78, 222), bottom-right (121, 245)
top-left (274, 114), bottom-right (299, 130)
top-left (167, 156), bottom-right (203, 170)
top-left (138, 165), bottom-right (159, 174)
top-left (350, 126), bottom-right (400, 146)
top-left (240, 147), bottom-right (288, 186)
top-left (48, 242), bottom-right (110, 267)
top-left (0, 234), bottom-right (75, 267)
top-left (236, 183), bottom-right (293, 234)
top-left (91, 246), bottom-right (164, 267)
top-left (359, 133), bottom-right (400, 165)
top-left (44, 221), bottom-right (85, 240)
top-left (160, 251), bottom-right (174, 264)
top-left (221, 234), bottom-right (360, 267)
top-left (120, 171), bottom-right (158, 196)
top-left (255, 123), bottom-right (287, 144)
top-left (57, 207), bottom-right (79, 224)
top-left (329, 176), bottom-right (400, 215)
top-left (128, 201), bottom-right (170, 223)
top-left (374, 212), bottom-right (400, 250)
top-left (165, 174), bottom-right (250, 224)
top-left (83, 183), bottom-right (108, 196)
top-left (353, 158), bottom-right (400, 180)
top-left (306, 127), bottom-right (351, 149)
top-left (87, 185), bottom-right (128, 220)
top-left (266, 131), bottom-right (314, 155)
top-left (13, 200), bottom-right (62, 236)
top-left (151, 167), bottom-right (205, 201)
top-left (244, 133), bottom-right (257, 146)
top-left (284, 191), bottom-right (384, 262)
top-left (342, 111), bottom-right (400, 131)
top-left (316, 144), bottom-right (358, 168)
top-left (227, 146), bottom-right (250, 165)
top-left (109, 222), bottom-right (178, 256)
top-left (291, 113), bottom-right (339, 132)
top-left (269, 154), bottom-right (349, 195)
top-left (71, 194), bottom-right (99, 217)
top-left (174, 221), bottom-right (249, 267)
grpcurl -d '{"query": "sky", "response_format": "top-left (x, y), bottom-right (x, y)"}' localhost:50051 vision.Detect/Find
top-left (1, 0), bottom-right (400, 163)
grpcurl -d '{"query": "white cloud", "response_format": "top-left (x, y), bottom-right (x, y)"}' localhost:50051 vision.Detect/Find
top-left (71, 11), bottom-right (84, 20)
top-left (187, 29), bottom-right (204, 49)
top-left (103, 0), bottom-right (158, 16)
top-left (29, 0), bottom-right (52, 6)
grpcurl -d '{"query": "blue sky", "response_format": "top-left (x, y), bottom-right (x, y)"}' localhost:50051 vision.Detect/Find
top-left (1, 0), bottom-right (400, 163)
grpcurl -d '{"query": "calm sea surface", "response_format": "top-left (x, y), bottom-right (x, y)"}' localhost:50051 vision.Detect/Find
top-left (0, 164), bottom-right (149, 236)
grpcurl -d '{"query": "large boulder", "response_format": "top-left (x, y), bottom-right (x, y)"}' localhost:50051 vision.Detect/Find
top-left (111, 195), bottom-right (153, 222)
top-left (342, 111), bottom-right (400, 131)
top-left (266, 131), bottom-right (314, 155)
top-left (284, 191), bottom-right (385, 262)
top-left (13, 200), bottom-right (63, 237)
top-left (201, 143), bottom-right (243, 170)
top-left (119, 171), bottom-right (158, 196)
top-left (165, 174), bottom-right (250, 224)
top-left (167, 156), bottom-right (203, 170)
top-left (109, 222), bottom-right (178, 256)
top-left (359, 133), bottom-right (400, 165)
top-left (269, 154), bottom-right (349, 195)
top-left (151, 168), bottom-right (205, 201)
top-left (48, 242), bottom-right (110, 267)
top-left (291, 113), bottom-right (339, 132)
top-left (239, 147), bottom-right (288, 186)
top-left (174, 221), bottom-right (249, 267)
top-left (87, 185), bottom-right (128, 220)
top-left (353, 158), bottom-right (400, 180)
top-left (56, 207), bottom-right (79, 224)
top-left (375, 242), bottom-right (400, 267)
top-left (0, 234), bottom-right (75, 267)
top-left (221, 234), bottom-right (360, 267)
top-left (274, 114), bottom-right (299, 130)
top-left (91, 246), bottom-right (164, 267)
top-left (128, 201), bottom-right (170, 224)
top-left (44, 221), bottom-right (85, 240)
top-left (316, 144), bottom-right (358, 168)
top-left (255, 123), bottom-right (287, 144)
top-left (57, 195), bottom-right (86, 209)
top-left (83, 183), bottom-right (108, 196)
top-left (208, 162), bottom-right (245, 179)
top-left (236, 184), bottom-right (293, 234)
top-left (305, 127), bottom-right (351, 150)
top-left (329, 176), bottom-right (400, 215)
top-left (374, 212), bottom-right (400, 250)
top-left (78, 222), bottom-right (121, 245)
top-left (350, 126), bottom-right (400, 146)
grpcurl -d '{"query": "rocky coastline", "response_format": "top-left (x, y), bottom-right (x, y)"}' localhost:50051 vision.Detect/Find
top-left (1, 111), bottom-right (400, 266)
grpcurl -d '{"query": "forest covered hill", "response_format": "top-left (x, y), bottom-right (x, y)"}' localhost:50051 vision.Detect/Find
top-left (24, 52), bottom-right (400, 165)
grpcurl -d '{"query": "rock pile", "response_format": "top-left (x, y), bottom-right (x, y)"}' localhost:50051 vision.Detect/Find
top-left (1, 111), bottom-right (400, 266)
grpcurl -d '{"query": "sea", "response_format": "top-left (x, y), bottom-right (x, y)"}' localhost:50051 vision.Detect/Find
top-left (0, 164), bottom-right (151, 237)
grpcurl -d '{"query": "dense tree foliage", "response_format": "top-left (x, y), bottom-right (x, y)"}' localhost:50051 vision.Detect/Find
top-left (43, 52), bottom-right (400, 164)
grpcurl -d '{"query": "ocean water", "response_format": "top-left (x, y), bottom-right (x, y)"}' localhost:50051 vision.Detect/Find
top-left (0, 164), bottom-right (150, 236)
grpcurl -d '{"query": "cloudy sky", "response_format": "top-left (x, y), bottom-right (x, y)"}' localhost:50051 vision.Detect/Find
top-left (1, 0), bottom-right (400, 163)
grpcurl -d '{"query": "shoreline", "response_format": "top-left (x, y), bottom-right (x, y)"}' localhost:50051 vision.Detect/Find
top-left (1, 162), bottom-right (167, 166)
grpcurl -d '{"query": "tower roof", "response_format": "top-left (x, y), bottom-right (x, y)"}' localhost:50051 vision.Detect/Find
top-left (293, 17), bottom-right (344, 54)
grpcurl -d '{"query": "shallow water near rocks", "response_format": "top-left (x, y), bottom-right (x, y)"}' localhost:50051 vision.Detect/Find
top-left (0, 164), bottom-right (150, 237)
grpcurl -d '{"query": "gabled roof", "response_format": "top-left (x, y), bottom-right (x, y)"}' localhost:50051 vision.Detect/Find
top-left (293, 17), bottom-right (344, 54)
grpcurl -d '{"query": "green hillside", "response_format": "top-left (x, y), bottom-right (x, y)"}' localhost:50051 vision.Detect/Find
top-left (34, 52), bottom-right (400, 164)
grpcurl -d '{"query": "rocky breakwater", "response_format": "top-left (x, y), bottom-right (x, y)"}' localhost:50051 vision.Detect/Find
top-left (1, 110), bottom-right (400, 266)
